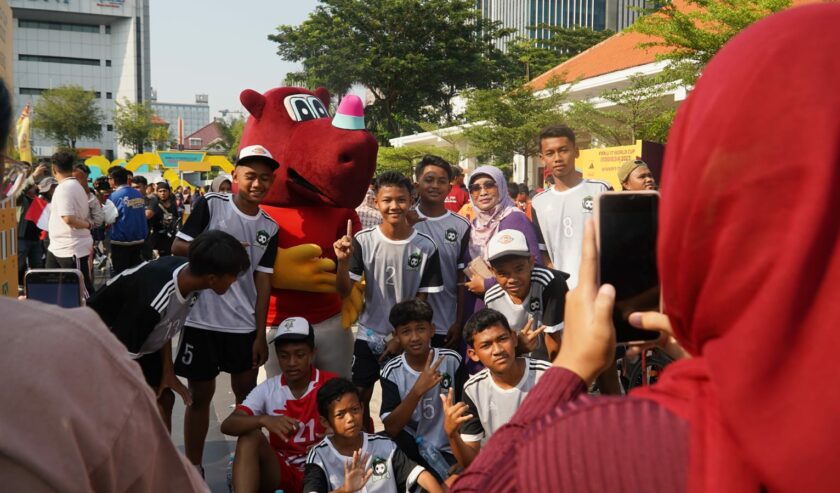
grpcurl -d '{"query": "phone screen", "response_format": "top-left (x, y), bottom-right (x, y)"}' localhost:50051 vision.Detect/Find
top-left (598, 193), bottom-right (660, 343)
top-left (25, 270), bottom-right (83, 308)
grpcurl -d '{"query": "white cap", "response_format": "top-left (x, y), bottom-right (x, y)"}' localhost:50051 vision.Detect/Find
top-left (268, 316), bottom-right (314, 344)
top-left (237, 144), bottom-right (280, 170)
top-left (486, 229), bottom-right (531, 262)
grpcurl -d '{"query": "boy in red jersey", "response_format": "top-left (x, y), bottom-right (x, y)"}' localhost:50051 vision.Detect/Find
top-left (221, 317), bottom-right (336, 493)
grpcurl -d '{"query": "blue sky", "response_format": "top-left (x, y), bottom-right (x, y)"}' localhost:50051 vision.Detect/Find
top-left (150, 0), bottom-right (319, 118)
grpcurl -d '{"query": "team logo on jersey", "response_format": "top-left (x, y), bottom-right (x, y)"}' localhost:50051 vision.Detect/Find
top-left (256, 230), bottom-right (269, 247)
top-left (187, 294), bottom-right (199, 307)
top-left (445, 228), bottom-right (458, 243)
top-left (371, 457), bottom-right (390, 482)
top-left (407, 252), bottom-right (422, 270)
top-left (440, 372), bottom-right (452, 390)
top-left (582, 196), bottom-right (594, 212)
top-left (529, 299), bottom-right (541, 312)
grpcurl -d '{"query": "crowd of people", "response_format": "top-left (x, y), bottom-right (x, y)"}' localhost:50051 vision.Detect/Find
top-left (1, 4), bottom-right (838, 492)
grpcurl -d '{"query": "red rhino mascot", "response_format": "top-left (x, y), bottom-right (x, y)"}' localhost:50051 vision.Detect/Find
top-left (238, 86), bottom-right (378, 378)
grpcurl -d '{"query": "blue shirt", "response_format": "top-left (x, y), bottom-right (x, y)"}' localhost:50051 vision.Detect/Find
top-left (108, 185), bottom-right (148, 245)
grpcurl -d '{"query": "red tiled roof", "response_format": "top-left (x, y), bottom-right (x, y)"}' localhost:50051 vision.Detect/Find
top-left (151, 114), bottom-right (168, 126)
top-left (529, 0), bottom-right (824, 91)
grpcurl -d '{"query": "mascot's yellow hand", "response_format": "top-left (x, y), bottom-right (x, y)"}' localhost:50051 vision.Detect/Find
top-left (340, 279), bottom-right (366, 330)
top-left (271, 244), bottom-right (338, 293)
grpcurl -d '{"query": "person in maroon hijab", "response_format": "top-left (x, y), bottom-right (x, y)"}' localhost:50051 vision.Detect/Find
top-left (451, 4), bottom-right (840, 492)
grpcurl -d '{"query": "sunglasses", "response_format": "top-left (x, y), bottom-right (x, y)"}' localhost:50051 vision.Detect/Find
top-left (469, 181), bottom-right (498, 193)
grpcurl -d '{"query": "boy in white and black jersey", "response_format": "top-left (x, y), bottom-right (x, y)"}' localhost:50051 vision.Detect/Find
top-left (334, 171), bottom-right (444, 430)
top-left (441, 308), bottom-right (550, 468)
top-left (531, 125), bottom-right (611, 289)
top-left (303, 378), bottom-right (444, 493)
top-left (87, 230), bottom-right (249, 429)
top-left (379, 300), bottom-right (465, 480)
top-left (171, 145), bottom-right (280, 471)
top-left (484, 229), bottom-right (570, 361)
top-left (412, 155), bottom-right (471, 348)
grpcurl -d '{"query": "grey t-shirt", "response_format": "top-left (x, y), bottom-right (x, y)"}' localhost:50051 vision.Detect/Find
top-left (380, 348), bottom-right (463, 453)
top-left (349, 227), bottom-right (443, 340)
top-left (460, 357), bottom-right (550, 443)
top-left (413, 210), bottom-right (471, 335)
top-left (177, 193), bottom-right (279, 333)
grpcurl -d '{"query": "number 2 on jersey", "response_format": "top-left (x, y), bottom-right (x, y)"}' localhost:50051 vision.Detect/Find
top-left (385, 265), bottom-right (396, 286)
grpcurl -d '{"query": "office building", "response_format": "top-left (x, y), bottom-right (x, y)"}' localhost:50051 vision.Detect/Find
top-left (150, 92), bottom-right (210, 145)
top-left (478, 0), bottom-right (652, 50)
top-left (10, 0), bottom-right (151, 159)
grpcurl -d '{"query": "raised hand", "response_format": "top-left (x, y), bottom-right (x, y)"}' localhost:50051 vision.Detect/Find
top-left (340, 449), bottom-right (373, 493)
top-left (333, 219), bottom-right (354, 262)
top-left (517, 318), bottom-right (547, 354)
top-left (260, 413), bottom-right (300, 442)
top-left (412, 350), bottom-right (444, 396)
top-left (440, 387), bottom-right (473, 438)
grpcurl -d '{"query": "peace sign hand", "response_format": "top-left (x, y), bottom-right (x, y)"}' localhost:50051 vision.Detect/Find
top-left (517, 317), bottom-right (547, 354)
top-left (333, 219), bottom-right (354, 262)
top-left (412, 350), bottom-right (444, 396)
top-left (440, 387), bottom-right (473, 438)
top-left (339, 449), bottom-right (373, 493)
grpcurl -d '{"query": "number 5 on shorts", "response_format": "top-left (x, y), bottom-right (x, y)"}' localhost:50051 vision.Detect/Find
top-left (181, 343), bottom-right (194, 365)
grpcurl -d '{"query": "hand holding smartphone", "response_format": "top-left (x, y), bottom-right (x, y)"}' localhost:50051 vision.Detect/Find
top-left (595, 192), bottom-right (660, 344)
top-left (24, 269), bottom-right (85, 308)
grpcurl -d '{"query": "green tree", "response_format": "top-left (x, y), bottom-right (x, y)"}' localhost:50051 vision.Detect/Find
top-left (149, 125), bottom-right (171, 151)
top-left (376, 143), bottom-right (460, 176)
top-left (567, 74), bottom-right (677, 145)
top-left (214, 117), bottom-right (246, 162)
top-left (505, 26), bottom-right (613, 84)
top-left (631, 0), bottom-right (791, 85)
top-left (32, 85), bottom-right (103, 149)
top-left (462, 79), bottom-right (568, 183)
top-left (113, 99), bottom-right (155, 154)
top-left (270, 0), bottom-right (512, 142)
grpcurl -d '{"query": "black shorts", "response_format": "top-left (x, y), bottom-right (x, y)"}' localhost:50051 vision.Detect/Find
top-left (352, 339), bottom-right (390, 388)
top-left (137, 350), bottom-right (162, 389)
top-left (174, 325), bottom-right (256, 381)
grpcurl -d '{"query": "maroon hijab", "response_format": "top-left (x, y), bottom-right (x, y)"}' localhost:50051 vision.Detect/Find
top-left (634, 4), bottom-right (840, 492)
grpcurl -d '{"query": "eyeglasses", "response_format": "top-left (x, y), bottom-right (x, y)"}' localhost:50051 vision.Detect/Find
top-left (469, 181), bottom-right (498, 193)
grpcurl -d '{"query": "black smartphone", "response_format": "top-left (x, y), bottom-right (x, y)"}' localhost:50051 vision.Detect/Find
top-left (596, 192), bottom-right (660, 344)
top-left (24, 269), bottom-right (84, 308)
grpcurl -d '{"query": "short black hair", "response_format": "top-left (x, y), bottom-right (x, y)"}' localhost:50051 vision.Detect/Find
top-left (507, 182), bottom-right (518, 200)
top-left (414, 155), bottom-right (453, 181)
top-left (188, 230), bottom-right (250, 277)
top-left (109, 166), bottom-right (130, 185)
top-left (51, 152), bottom-right (75, 173)
top-left (451, 166), bottom-right (463, 178)
top-left (131, 175), bottom-right (148, 187)
top-left (93, 176), bottom-right (110, 192)
top-left (538, 125), bottom-right (576, 150)
top-left (463, 308), bottom-right (512, 347)
top-left (517, 183), bottom-right (530, 196)
top-left (389, 299), bottom-right (433, 329)
top-left (274, 336), bottom-right (315, 352)
top-left (374, 171), bottom-right (413, 195)
top-left (317, 378), bottom-right (360, 419)
top-left (73, 163), bottom-right (91, 175)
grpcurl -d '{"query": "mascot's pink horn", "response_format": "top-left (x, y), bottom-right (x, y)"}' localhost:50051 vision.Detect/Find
top-left (332, 95), bottom-right (365, 130)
